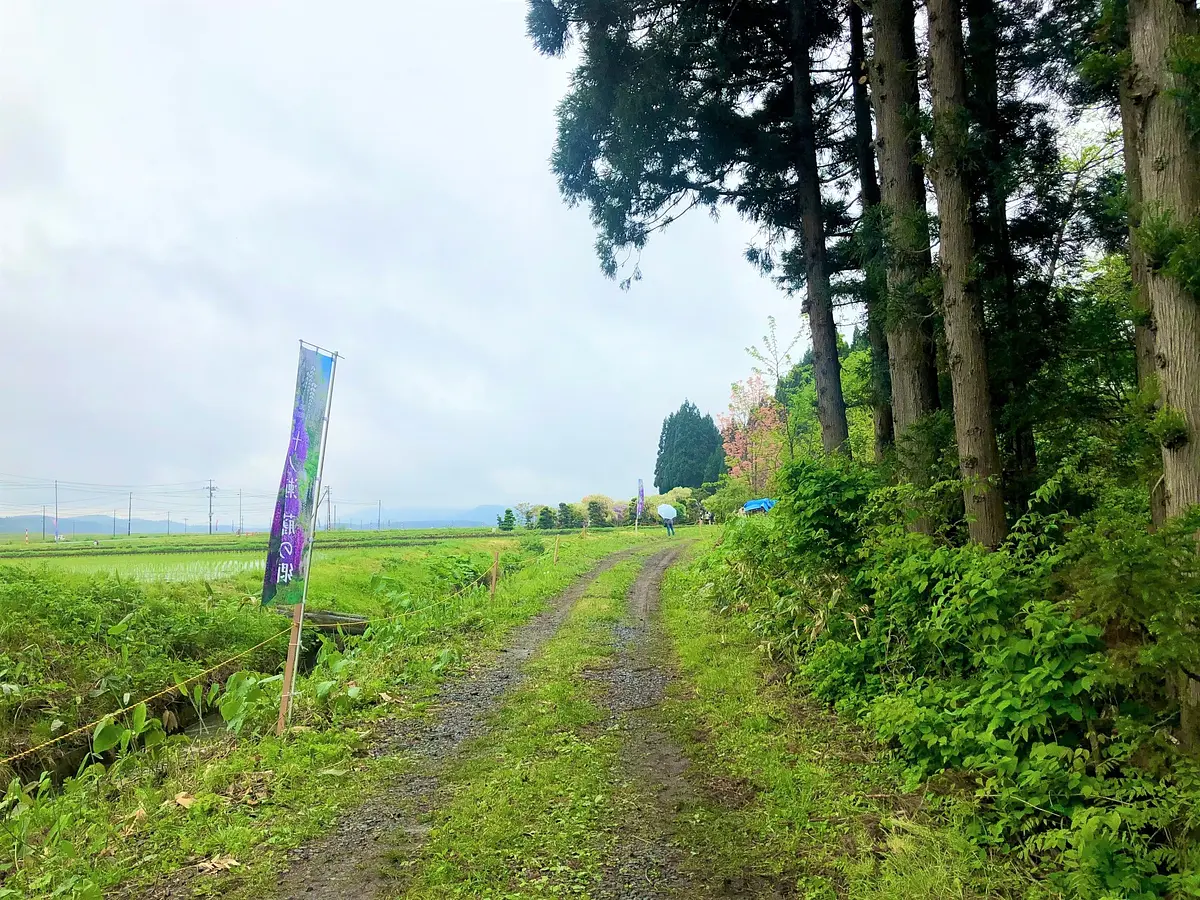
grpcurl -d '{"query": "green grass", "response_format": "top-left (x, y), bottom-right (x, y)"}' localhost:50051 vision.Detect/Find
top-left (394, 556), bottom-right (648, 899)
top-left (3, 527), bottom-right (1028, 900)
top-left (0, 564), bottom-right (291, 767)
top-left (0, 525), bottom-right (662, 559)
top-left (17, 551), bottom-right (267, 582)
top-left (0, 530), bottom-right (666, 899)
top-left (655, 550), bottom-right (1038, 900)
top-left (0, 536), bottom-right (541, 766)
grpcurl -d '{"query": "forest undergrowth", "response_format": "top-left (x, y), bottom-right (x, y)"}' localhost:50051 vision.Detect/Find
top-left (700, 461), bottom-right (1200, 898)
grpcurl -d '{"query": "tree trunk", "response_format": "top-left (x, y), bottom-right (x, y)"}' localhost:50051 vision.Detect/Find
top-left (850, 0), bottom-right (895, 461)
top-left (1129, 0), bottom-right (1200, 523)
top-left (1129, 0), bottom-right (1200, 747)
top-left (865, 0), bottom-right (939, 450)
top-left (963, 0), bottom-right (1018, 307)
top-left (1119, 70), bottom-right (1168, 528)
top-left (964, 0), bottom-right (1038, 508)
top-left (927, 0), bottom-right (1009, 548)
top-left (790, 0), bottom-right (850, 455)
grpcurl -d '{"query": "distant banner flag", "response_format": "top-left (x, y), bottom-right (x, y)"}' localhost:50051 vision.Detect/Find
top-left (637, 479), bottom-right (644, 519)
top-left (263, 346), bottom-right (335, 606)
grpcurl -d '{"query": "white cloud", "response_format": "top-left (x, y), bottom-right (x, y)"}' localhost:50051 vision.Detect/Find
top-left (1, 0), bottom-right (807, 524)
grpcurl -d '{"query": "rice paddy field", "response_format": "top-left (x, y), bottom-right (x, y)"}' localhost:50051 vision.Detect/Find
top-left (0, 528), bottom-right (658, 775)
top-left (16, 552), bottom-right (266, 582)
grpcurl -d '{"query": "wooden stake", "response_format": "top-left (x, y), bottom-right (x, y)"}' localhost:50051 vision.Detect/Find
top-left (553, 535), bottom-right (560, 565)
top-left (276, 602), bottom-right (304, 736)
top-left (490, 549), bottom-right (499, 600)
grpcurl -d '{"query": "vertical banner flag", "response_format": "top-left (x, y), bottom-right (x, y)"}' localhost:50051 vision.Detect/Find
top-left (263, 346), bottom-right (335, 606)
top-left (637, 479), bottom-right (644, 520)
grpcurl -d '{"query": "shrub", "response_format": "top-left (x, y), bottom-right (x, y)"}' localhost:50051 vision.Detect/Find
top-left (705, 456), bottom-right (1200, 895)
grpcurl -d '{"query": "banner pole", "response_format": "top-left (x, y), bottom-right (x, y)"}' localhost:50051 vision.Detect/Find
top-left (276, 350), bottom-right (339, 736)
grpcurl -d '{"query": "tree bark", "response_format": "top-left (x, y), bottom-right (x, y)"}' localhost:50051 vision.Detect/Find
top-left (1119, 70), bottom-right (1168, 528)
top-left (849, 0), bottom-right (895, 461)
top-left (790, 0), bottom-right (850, 455)
top-left (1129, 0), bottom-right (1200, 522)
top-left (927, 0), bottom-right (1009, 548)
top-left (1129, 0), bottom-right (1200, 747)
top-left (864, 0), bottom-right (939, 449)
top-left (964, 0), bottom-right (1038, 507)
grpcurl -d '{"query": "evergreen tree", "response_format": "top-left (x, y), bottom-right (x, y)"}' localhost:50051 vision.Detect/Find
top-left (536, 506), bottom-right (557, 530)
top-left (1128, 0), bottom-right (1200, 523)
top-left (864, 0), bottom-right (940, 461)
top-left (556, 502), bottom-right (583, 529)
top-left (1127, 0), bottom-right (1200, 742)
top-left (586, 499), bottom-right (611, 527)
top-left (848, 0), bottom-right (894, 460)
top-left (497, 509), bottom-right (516, 531)
top-left (654, 400), bottom-right (725, 492)
top-left (528, 0), bottom-right (854, 454)
top-left (787, 0), bottom-right (851, 454)
top-left (927, 0), bottom-right (1008, 546)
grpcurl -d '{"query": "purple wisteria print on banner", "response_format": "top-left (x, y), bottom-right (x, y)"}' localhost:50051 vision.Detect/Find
top-left (637, 479), bottom-right (644, 520)
top-left (262, 346), bottom-right (334, 606)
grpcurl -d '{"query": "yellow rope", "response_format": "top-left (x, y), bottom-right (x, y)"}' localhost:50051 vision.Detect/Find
top-left (0, 566), bottom-right (501, 769)
top-left (0, 627), bottom-right (292, 768)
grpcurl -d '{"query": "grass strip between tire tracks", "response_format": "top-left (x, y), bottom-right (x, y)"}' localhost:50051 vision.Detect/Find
top-left (390, 555), bottom-right (652, 898)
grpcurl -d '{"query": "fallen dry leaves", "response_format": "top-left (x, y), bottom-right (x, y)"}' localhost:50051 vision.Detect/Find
top-left (119, 807), bottom-right (148, 837)
top-left (197, 854), bottom-right (241, 874)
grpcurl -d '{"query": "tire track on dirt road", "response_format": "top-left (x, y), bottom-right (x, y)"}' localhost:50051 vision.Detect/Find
top-left (265, 548), bottom-right (639, 900)
top-left (594, 544), bottom-right (702, 900)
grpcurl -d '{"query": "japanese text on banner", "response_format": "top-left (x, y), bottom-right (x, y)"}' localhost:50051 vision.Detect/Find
top-left (262, 347), bottom-right (334, 605)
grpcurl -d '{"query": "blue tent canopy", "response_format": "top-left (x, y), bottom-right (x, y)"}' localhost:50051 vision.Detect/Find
top-left (743, 498), bottom-right (776, 513)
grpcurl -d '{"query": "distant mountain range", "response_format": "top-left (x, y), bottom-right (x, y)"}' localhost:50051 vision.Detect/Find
top-left (0, 505), bottom-right (512, 536)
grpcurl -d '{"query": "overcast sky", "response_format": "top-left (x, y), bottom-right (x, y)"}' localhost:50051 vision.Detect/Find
top-left (1, 1), bottom-right (823, 525)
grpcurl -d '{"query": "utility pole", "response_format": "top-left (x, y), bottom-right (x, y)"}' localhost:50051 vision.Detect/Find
top-left (167, 512), bottom-right (171, 535)
top-left (238, 489), bottom-right (243, 536)
top-left (41, 506), bottom-right (45, 541)
top-left (206, 480), bottom-right (218, 535)
top-left (184, 517), bottom-right (188, 533)
top-left (326, 488), bottom-right (333, 532)
top-left (378, 500), bottom-right (381, 531)
top-left (128, 492), bottom-right (132, 536)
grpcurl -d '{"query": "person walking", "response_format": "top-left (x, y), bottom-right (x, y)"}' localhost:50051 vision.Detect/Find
top-left (664, 516), bottom-right (675, 537)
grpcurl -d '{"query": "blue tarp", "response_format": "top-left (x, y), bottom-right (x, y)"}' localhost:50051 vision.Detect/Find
top-left (743, 498), bottom-right (776, 513)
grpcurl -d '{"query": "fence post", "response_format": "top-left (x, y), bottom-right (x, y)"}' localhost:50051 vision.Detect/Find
top-left (490, 549), bottom-right (499, 600)
top-left (553, 536), bottom-right (560, 565)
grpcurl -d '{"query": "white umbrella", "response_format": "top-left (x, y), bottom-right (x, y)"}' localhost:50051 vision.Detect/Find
top-left (657, 504), bottom-right (677, 520)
